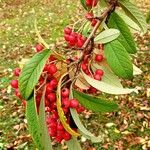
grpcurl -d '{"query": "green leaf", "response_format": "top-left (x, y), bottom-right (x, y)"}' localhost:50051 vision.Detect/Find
top-left (104, 40), bottom-right (133, 79)
top-left (82, 70), bottom-right (138, 94)
top-left (73, 90), bottom-right (118, 112)
top-left (91, 63), bottom-right (123, 88)
top-left (39, 88), bottom-right (53, 150)
top-left (66, 136), bottom-right (82, 150)
top-left (94, 29), bottom-right (120, 44)
top-left (70, 89), bottom-right (102, 143)
top-left (107, 12), bottom-right (136, 54)
top-left (19, 49), bottom-right (51, 100)
top-left (118, 0), bottom-right (147, 33)
top-left (26, 96), bottom-right (43, 149)
top-left (80, 0), bottom-right (87, 10)
top-left (116, 11), bottom-right (141, 32)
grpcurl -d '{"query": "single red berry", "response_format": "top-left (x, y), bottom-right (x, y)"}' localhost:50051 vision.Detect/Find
top-left (46, 83), bottom-right (53, 94)
top-left (81, 63), bottom-right (88, 71)
top-left (49, 128), bottom-right (57, 137)
top-left (61, 88), bottom-right (70, 98)
top-left (85, 12), bottom-right (93, 21)
top-left (62, 98), bottom-right (70, 108)
top-left (11, 80), bottom-right (18, 89)
top-left (70, 99), bottom-right (79, 108)
top-left (91, 19), bottom-right (97, 26)
top-left (47, 93), bottom-right (56, 102)
top-left (50, 102), bottom-right (57, 110)
top-left (49, 54), bottom-right (56, 62)
top-left (47, 64), bottom-right (57, 75)
top-left (57, 123), bottom-right (64, 131)
top-left (76, 38), bottom-right (84, 48)
top-left (35, 44), bottom-right (44, 52)
top-left (94, 74), bottom-right (102, 80)
top-left (49, 78), bottom-right (58, 89)
top-left (55, 135), bottom-right (63, 143)
top-left (49, 122), bottom-right (57, 130)
top-left (92, 0), bottom-right (98, 7)
top-left (95, 54), bottom-right (103, 62)
top-left (95, 69), bottom-right (104, 76)
top-left (64, 27), bottom-right (72, 35)
top-left (62, 107), bottom-right (69, 114)
top-left (63, 132), bottom-right (72, 141)
top-left (13, 68), bottom-right (21, 76)
top-left (88, 86), bottom-right (97, 94)
top-left (64, 34), bottom-right (70, 41)
top-left (15, 89), bottom-right (22, 99)
top-left (76, 106), bottom-right (85, 113)
top-left (86, 0), bottom-right (92, 7)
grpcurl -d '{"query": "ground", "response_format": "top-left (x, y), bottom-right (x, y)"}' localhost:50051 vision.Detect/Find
top-left (0, 0), bottom-right (150, 150)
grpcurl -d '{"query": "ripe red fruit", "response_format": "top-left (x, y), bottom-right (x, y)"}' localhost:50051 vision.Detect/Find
top-left (15, 89), bottom-right (22, 99)
top-left (57, 123), bottom-right (64, 131)
top-left (86, 0), bottom-right (98, 7)
top-left (47, 93), bottom-right (56, 102)
top-left (61, 88), bottom-right (70, 98)
top-left (62, 98), bottom-right (70, 108)
top-left (94, 74), bottom-right (102, 80)
top-left (95, 54), bottom-right (103, 62)
top-left (95, 69), bottom-right (104, 76)
top-left (68, 35), bottom-right (77, 46)
top-left (85, 12), bottom-right (93, 21)
top-left (46, 83), bottom-right (53, 94)
top-left (49, 54), bottom-right (56, 62)
top-left (91, 19), bottom-right (97, 26)
top-left (88, 86), bottom-right (97, 94)
top-left (49, 78), bottom-right (58, 89)
top-left (13, 68), bottom-right (21, 76)
top-left (81, 63), bottom-right (88, 71)
top-left (35, 44), bottom-right (44, 52)
top-left (76, 106), bottom-right (85, 113)
top-left (76, 38), bottom-right (84, 48)
top-left (49, 128), bottom-right (57, 137)
top-left (11, 80), bottom-right (18, 89)
top-left (64, 27), bottom-right (72, 35)
top-left (64, 34), bottom-right (70, 41)
top-left (47, 64), bottom-right (57, 75)
top-left (63, 132), bottom-right (71, 141)
top-left (70, 99), bottom-right (79, 108)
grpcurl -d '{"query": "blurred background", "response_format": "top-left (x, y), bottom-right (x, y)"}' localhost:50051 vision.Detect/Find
top-left (0, 0), bottom-right (150, 149)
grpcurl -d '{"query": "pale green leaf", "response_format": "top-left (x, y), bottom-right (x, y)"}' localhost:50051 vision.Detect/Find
top-left (116, 10), bottom-right (141, 32)
top-left (133, 64), bottom-right (142, 75)
top-left (91, 63), bottom-right (123, 88)
top-left (26, 96), bottom-right (43, 149)
top-left (39, 88), bottom-right (53, 150)
top-left (66, 136), bottom-right (82, 150)
top-left (108, 12), bottom-right (136, 54)
top-left (82, 70), bottom-right (138, 95)
top-left (94, 29), bottom-right (120, 44)
top-left (118, 0), bottom-right (147, 33)
top-left (19, 49), bottom-right (51, 100)
top-left (82, 22), bottom-right (91, 37)
top-left (104, 40), bottom-right (133, 79)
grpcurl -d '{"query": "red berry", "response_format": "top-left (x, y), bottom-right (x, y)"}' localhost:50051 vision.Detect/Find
top-left (61, 88), bottom-right (70, 98)
top-left (86, 0), bottom-right (92, 7)
top-left (94, 74), bottom-right (102, 80)
top-left (49, 54), bottom-right (56, 62)
top-left (76, 106), bottom-right (85, 113)
top-left (95, 69), bottom-right (104, 76)
top-left (47, 64), bottom-right (57, 75)
top-left (92, 0), bottom-right (98, 7)
top-left (63, 132), bottom-right (71, 141)
top-left (63, 107), bottom-right (69, 114)
top-left (64, 34), bottom-right (70, 41)
top-left (49, 122), bottom-right (57, 130)
top-left (95, 54), bottom-right (103, 62)
top-left (57, 123), bottom-right (64, 131)
top-left (46, 83), bottom-right (53, 94)
top-left (81, 63), bottom-right (88, 71)
top-left (13, 68), bottom-right (21, 76)
top-left (15, 89), bottom-right (22, 99)
top-left (47, 93), bottom-right (56, 102)
top-left (35, 44), bottom-right (44, 52)
top-left (49, 78), bottom-right (58, 89)
top-left (91, 19), bottom-right (97, 26)
top-left (62, 98), bottom-right (70, 108)
top-left (49, 128), bottom-right (57, 137)
top-left (85, 12), bottom-right (93, 21)
top-left (11, 80), bottom-right (18, 89)
top-left (76, 38), bottom-right (84, 48)
top-left (70, 99), bottom-right (79, 108)
top-left (88, 86), bottom-right (97, 94)
top-left (64, 27), bottom-right (72, 35)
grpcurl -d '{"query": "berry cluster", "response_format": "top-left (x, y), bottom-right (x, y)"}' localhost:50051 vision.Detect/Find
top-left (85, 12), bottom-right (97, 27)
top-left (64, 27), bottom-right (86, 48)
top-left (11, 44), bottom-right (85, 143)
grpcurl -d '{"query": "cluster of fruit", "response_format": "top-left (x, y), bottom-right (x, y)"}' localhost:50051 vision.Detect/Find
top-left (64, 27), bottom-right (86, 48)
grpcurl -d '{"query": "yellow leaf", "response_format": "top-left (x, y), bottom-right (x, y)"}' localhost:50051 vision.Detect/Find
top-left (56, 73), bottom-right (80, 137)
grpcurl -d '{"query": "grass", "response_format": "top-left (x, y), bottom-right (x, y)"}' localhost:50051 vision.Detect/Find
top-left (0, 0), bottom-right (150, 149)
